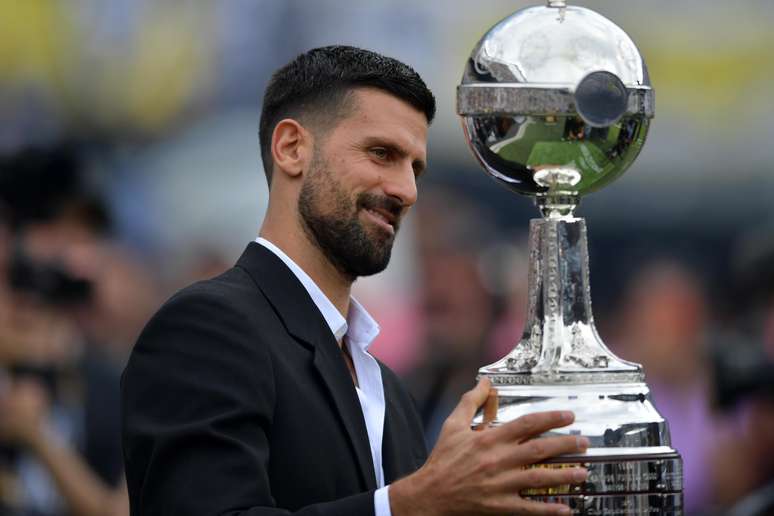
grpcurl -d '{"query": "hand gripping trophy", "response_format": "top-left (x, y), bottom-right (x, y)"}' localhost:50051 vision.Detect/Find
top-left (457, 1), bottom-right (683, 514)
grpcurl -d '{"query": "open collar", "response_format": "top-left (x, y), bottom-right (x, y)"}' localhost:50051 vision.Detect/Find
top-left (235, 241), bottom-right (378, 491)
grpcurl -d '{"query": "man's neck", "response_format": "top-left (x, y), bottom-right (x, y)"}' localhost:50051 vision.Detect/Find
top-left (258, 228), bottom-right (352, 318)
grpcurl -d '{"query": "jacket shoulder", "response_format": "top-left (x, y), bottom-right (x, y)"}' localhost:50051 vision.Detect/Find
top-left (164, 266), bottom-right (261, 313)
top-left (126, 266), bottom-right (279, 382)
top-left (147, 266), bottom-right (274, 334)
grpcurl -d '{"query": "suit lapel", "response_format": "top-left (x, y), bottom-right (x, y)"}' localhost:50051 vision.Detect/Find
top-left (381, 393), bottom-right (401, 483)
top-left (381, 380), bottom-right (416, 483)
top-left (312, 334), bottom-right (377, 490)
top-left (380, 366), bottom-right (429, 483)
top-left (235, 242), bottom-right (377, 491)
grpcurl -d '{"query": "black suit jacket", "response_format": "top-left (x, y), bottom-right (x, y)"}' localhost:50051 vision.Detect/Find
top-left (121, 243), bottom-right (427, 515)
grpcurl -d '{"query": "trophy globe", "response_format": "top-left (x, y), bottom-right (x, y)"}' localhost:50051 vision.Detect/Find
top-left (457, 1), bottom-right (683, 514)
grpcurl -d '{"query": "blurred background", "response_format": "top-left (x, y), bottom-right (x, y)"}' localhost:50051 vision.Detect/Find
top-left (0, 1), bottom-right (773, 515)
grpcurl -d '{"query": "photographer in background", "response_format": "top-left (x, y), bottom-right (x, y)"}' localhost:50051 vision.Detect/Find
top-left (612, 259), bottom-right (720, 514)
top-left (709, 227), bottom-right (774, 516)
top-left (0, 147), bottom-right (129, 516)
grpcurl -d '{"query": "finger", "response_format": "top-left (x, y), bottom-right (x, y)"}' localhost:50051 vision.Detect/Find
top-left (510, 498), bottom-right (573, 516)
top-left (492, 410), bottom-right (575, 441)
top-left (504, 466), bottom-right (587, 491)
top-left (473, 388), bottom-right (498, 431)
top-left (445, 377), bottom-right (492, 429)
top-left (483, 389), bottom-right (498, 423)
top-left (510, 435), bottom-right (590, 466)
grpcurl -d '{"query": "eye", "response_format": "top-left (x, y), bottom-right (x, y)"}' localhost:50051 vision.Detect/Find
top-left (370, 147), bottom-right (389, 160)
top-left (413, 161), bottom-right (426, 179)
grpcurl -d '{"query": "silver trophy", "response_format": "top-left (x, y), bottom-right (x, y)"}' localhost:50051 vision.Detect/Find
top-left (457, 1), bottom-right (683, 514)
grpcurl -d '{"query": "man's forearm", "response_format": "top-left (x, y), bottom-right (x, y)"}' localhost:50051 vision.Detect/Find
top-left (29, 429), bottom-right (118, 516)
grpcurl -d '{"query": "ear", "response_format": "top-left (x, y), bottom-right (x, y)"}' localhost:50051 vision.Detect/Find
top-left (271, 119), bottom-right (312, 179)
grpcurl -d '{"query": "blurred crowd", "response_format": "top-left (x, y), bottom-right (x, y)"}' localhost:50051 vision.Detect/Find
top-left (0, 148), bottom-right (145, 516)
top-left (0, 146), bottom-right (242, 516)
top-left (0, 133), bottom-right (773, 516)
top-left (1, 1), bottom-right (774, 515)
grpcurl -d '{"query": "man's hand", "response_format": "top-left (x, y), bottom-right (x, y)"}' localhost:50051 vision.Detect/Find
top-left (390, 378), bottom-right (587, 516)
top-left (0, 378), bottom-right (50, 449)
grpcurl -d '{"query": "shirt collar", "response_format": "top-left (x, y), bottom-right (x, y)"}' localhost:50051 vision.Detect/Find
top-left (346, 297), bottom-right (380, 352)
top-left (256, 237), bottom-right (380, 350)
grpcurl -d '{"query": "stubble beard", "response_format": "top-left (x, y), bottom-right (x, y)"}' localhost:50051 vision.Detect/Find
top-left (298, 151), bottom-right (402, 282)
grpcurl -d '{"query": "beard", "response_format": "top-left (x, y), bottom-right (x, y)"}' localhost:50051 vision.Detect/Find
top-left (298, 151), bottom-right (403, 281)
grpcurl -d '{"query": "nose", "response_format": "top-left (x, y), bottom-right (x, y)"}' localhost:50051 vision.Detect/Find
top-left (382, 161), bottom-right (418, 209)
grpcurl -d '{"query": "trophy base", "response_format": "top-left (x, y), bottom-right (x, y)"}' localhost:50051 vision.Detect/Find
top-left (471, 378), bottom-right (684, 515)
top-left (530, 492), bottom-right (683, 516)
top-left (522, 450), bottom-right (683, 515)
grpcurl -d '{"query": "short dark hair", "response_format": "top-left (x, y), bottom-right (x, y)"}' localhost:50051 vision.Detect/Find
top-left (258, 45), bottom-right (436, 184)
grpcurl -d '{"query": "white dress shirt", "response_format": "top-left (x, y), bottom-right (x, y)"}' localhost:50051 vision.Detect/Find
top-left (256, 238), bottom-right (392, 516)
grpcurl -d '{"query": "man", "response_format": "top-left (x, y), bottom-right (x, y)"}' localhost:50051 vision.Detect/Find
top-left (122, 46), bottom-right (588, 516)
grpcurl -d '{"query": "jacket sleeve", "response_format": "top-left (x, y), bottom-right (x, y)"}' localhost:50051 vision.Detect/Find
top-left (121, 286), bottom-right (376, 516)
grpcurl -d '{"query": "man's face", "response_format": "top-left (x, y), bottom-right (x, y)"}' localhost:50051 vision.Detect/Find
top-left (298, 88), bottom-right (428, 280)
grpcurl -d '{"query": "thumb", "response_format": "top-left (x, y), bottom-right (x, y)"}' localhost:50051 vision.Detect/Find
top-left (446, 377), bottom-right (492, 429)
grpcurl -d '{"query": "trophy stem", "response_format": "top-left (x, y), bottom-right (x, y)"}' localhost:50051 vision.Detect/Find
top-left (480, 216), bottom-right (642, 385)
top-left (536, 195), bottom-right (579, 219)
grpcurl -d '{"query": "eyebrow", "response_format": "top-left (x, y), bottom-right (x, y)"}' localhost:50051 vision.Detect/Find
top-left (363, 136), bottom-right (427, 176)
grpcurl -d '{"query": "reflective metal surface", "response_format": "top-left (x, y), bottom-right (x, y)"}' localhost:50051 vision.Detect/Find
top-left (480, 218), bottom-right (641, 383)
top-left (458, 2), bottom-right (682, 513)
top-left (457, 2), bottom-right (654, 207)
top-left (535, 492), bottom-right (683, 516)
top-left (472, 381), bottom-right (670, 449)
top-left (522, 452), bottom-right (682, 496)
top-left (467, 215), bottom-right (684, 514)
top-left (460, 5), bottom-right (649, 87)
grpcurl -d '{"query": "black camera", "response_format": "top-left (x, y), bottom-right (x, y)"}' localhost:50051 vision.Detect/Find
top-left (7, 250), bottom-right (92, 308)
top-left (710, 333), bottom-right (774, 410)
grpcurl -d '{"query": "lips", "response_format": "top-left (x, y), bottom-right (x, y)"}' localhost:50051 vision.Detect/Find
top-left (363, 208), bottom-right (396, 235)
top-left (358, 193), bottom-right (402, 236)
